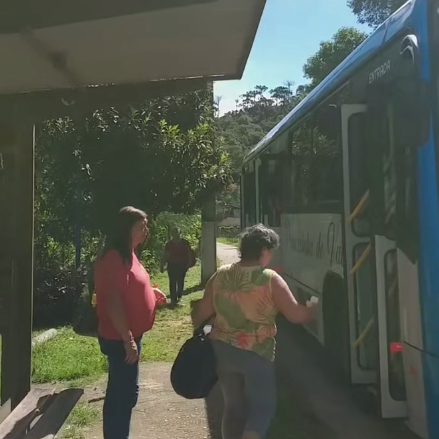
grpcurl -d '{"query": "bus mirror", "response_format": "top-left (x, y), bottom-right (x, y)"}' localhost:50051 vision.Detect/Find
top-left (400, 35), bottom-right (419, 68)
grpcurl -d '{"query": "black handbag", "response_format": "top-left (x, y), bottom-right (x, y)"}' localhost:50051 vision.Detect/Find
top-left (170, 318), bottom-right (217, 399)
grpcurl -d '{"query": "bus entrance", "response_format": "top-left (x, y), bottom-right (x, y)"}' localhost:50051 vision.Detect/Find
top-left (341, 103), bottom-right (407, 418)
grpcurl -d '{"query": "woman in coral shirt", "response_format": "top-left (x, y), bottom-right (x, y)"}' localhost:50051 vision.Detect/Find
top-left (94, 206), bottom-right (166, 439)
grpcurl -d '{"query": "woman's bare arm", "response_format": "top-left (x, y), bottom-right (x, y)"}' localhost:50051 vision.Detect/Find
top-left (191, 273), bottom-right (217, 327)
top-left (271, 273), bottom-right (316, 324)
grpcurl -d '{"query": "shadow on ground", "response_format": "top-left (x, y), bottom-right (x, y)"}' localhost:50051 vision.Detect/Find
top-left (203, 318), bottom-right (420, 439)
top-left (275, 318), bottom-right (420, 439)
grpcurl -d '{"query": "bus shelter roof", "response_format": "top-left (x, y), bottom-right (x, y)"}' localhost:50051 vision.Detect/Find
top-left (0, 0), bottom-right (266, 95)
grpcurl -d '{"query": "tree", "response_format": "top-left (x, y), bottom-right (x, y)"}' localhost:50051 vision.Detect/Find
top-left (348, 0), bottom-right (406, 28)
top-left (36, 90), bottom-right (231, 242)
top-left (214, 95), bottom-right (222, 117)
top-left (270, 86), bottom-right (292, 106)
top-left (303, 27), bottom-right (368, 88)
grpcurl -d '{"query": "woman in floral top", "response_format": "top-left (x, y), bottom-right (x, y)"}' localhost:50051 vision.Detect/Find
top-left (192, 224), bottom-right (317, 439)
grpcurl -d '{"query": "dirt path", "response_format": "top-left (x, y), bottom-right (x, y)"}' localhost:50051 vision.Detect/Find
top-left (216, 242), bottom-right (239, 265)
top-left (84, 362), bottom-right (217, 439)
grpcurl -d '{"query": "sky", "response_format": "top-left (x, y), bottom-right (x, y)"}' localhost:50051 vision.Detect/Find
top-left (214, 0), bottom-right (370, 115)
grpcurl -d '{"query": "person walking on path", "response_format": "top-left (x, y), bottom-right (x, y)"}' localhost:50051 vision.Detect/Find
top-left (94, 206), bottom-right (166, 439)
top-left (161, 227), bottom-right (193, 305)
top-left (192, 224), bottom-right (318, 439)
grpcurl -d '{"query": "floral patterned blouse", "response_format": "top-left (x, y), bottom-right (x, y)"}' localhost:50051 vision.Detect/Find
top-left (210, 263), bottom-right (277, 361)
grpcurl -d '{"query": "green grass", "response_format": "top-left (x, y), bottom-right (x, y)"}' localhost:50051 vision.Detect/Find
top-left (31, 264), bottom-right (204, 384)
top-left (32, 328), bottom-right (107, 384)
top-left (141, 264), bottom-right (203, 362)
top-left (217, 237), bottom-right (239, 246)
top-left (61, 402), bottom-right (100, 439)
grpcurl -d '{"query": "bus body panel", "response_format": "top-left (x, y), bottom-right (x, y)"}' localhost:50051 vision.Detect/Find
top-left (280, 213), bottom-right (343, 292)
top-left (282, 273), bottom-right (325, 342)
top-left (241, 0), bottom-right (439, 436)
top-left (417, 129), bottom-right (439, 438)
top-left (411, 1), bottom-right (439, 436)
top-left (404, 343), bottom-right (428, 439)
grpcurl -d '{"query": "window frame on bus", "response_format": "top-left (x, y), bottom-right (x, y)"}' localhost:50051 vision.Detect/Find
top-left (281, 103), bottom-right (344, 215)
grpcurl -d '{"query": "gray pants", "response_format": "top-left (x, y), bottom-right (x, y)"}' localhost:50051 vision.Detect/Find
top-left (211, 340), bottom-right (276, 439)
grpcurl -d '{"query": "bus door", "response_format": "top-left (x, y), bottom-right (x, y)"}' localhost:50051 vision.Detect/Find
top-left (341, 103), bottom-right (407, 418)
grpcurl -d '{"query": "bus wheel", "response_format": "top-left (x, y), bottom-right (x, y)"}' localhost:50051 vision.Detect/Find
top-left (322, 275), bottom-right (350, 382)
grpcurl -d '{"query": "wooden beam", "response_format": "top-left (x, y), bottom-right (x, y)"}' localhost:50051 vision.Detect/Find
top-left (0, 0), bottom-right (215, 34)
top-left (26, 389), bottom-right (83, 439)
top-left (0, 78), bottom-right (209, 123)
top-left (9, 120), bottom-right (35, 408)
top-left (0, 126), bottom-right (18, 406)
top-left (0, 389), bottom-right (49, 439)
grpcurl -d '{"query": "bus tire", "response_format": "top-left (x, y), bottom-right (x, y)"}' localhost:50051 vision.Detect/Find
top-left (322, 273), bottom-right (350, 381)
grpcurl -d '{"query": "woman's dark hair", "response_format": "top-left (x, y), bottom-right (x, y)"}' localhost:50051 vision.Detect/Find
top-left (103, 206), bottom-right (147, 263)
top-left (239, 224), bottom-right (280, 261)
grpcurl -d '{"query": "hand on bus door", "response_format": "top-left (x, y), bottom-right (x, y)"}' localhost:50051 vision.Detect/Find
top-left (271, 273), bottom-right (315, 324)
top-left (306, 297), bottom-right (319, 320)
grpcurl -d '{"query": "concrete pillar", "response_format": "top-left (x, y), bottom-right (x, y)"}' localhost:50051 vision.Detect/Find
top-left (201, 194), bottom-right (216, 284)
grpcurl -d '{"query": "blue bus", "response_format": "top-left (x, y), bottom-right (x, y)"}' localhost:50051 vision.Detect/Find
top-left (241, 1), bottom-right (439, 437)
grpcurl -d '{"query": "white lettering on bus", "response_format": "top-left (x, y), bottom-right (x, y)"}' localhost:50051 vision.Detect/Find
top-left (368, 60), bottom-right (391, 84)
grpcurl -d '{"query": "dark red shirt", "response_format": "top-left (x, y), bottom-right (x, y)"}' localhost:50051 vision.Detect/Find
top-left (94, 249), bottom-right (156, 340)
top-left (165, 239), bottom-right (190, 265)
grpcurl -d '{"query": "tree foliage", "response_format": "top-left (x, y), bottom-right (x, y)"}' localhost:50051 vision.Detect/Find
top-left (347, 0), bottom-right (406, 27)
top-left (303, 27), bottom-right (368, 88)
top-left (36, 90), bottom-right (230, 242)
top-left (33, 90), bottom-right (229, 326)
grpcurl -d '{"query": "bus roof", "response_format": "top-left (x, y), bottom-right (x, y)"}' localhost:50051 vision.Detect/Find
top-left (243, 0), bottom-right (416, 166)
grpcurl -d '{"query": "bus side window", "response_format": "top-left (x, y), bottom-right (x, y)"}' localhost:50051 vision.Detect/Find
top-left (312, 107), bottom-right (343, 205)
top-left (393, 98), bottom-right (419, 263)
top-left (291, 120), bottom-right (314, 207)
top-left (259, 156), bottom-right (282, 227)
top-left (281, 150), bottom-right (298, 213)
top-left (243, 168), bottom-right (256, 226)
top-left (348, 113), bottom-right (370, 236)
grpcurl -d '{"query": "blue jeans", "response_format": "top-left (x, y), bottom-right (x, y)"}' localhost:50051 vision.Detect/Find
top-left (99, 337), bottom-right (142, 439)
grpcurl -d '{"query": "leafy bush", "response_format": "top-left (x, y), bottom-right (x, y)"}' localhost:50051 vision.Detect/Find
top-left (33, 263), bottom-right (87, 329)
top-left (32, 212), bottom-right (201, 328)
top-left (33, 234), bottom-right (91, 329)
